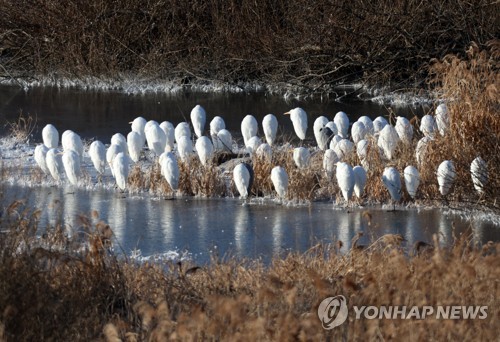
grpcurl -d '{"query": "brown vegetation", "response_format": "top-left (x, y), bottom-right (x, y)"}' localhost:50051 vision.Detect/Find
top-left (0, 0), bottom-right (498, 95)
top-left (0, 205), bottom-right (498, 340)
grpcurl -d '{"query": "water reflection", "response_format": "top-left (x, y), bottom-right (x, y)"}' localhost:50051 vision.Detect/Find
top-left (1, 184), bottom-right (498, 264)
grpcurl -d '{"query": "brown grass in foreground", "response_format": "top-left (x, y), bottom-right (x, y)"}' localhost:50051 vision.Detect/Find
top-left (0, 207), bottom-right (498, 341)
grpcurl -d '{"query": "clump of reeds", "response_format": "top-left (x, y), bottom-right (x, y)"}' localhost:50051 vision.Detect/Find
top-left (6, 112), bottom-right (36, 144)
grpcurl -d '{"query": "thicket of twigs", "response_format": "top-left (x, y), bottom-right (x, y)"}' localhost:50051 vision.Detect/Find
top-left (0, 0), bottom-right (498, 95)
top-left (0, 204), bottom-right (498, 341)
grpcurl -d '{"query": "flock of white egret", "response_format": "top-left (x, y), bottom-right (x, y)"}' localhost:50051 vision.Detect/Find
top-left (31, 103), bottom-right (488, 206)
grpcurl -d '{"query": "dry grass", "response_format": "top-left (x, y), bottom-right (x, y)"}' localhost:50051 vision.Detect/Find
top-left (5, 113), bottom-right (36, 145)
top-left (0, 206), bottom-right (498, 340)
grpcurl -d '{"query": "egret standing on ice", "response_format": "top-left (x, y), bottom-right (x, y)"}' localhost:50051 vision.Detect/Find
top-left (336, 162), bottom-right (355, 204)
top-left (293, 147), bottom-right (310, 169)
top-left (241, 115), bottom-right (258, 146)
top-left (403, 166), bottom-right (420, 199)
top-left (130, 116), bottom-right (147, 144)
top-left (113, 152), bottom-right (129, 191)
top-left (62, 131), bottom-right (84, 162)
top-left (437, 160), bottom-right (456, 196)
top-left (353, 165), bottom-right (367, 199)
top-left (89, 140), bottom-right (106, 176)
top-left (470, 157), bottom-right (488, 195)
top-left (177, 135), bottom-right (193, 162)
top-left (195, 136), bottom-right (214, 166)
top-left (127, 131), bottom-right (143, 163)
top-left (210, 116), bottom-right (225, 148)
top-left (395, 117), bottom-right (413, 145)
top-left (377, 124), bottom-right (400, 160)
top-left (263, 114), bottom-right (278, 146)
top-left (159, 121), bottom-right (175, 152)
top-left (284, 107), bottom-right (307, 142)
top-left (175, 122), bottom-right (191, 144)
top-left (313, 116), bottom-right (329, 149)
top-left (145, 121), bottom-right (166, 157)
top-left (357, 116), bottom-right (374, 135)
top-left (334, 111), bottom-right (350, 138)
top-left (435, 103), bottom-right (449, 136)
top-left (323, 149), bottom-right (339, 179)
top-left (233, 163), bottom-right (254, 199)
top-left (159, 152), bottom-right (179, 194)
top-left (46, 148), bottom-right (63, 182)
top-left (106, 143), bottom-right (125, 177)
top-left (62, 149), bottom-right (81, 186)
top-left (34, 144), bottom-right (50, 175)
top-left (190, 104), bottom-right (206, 138)
top-left (351, 121), bottom-right (367, 144)
top-left (373, 116), bottom-right (388, 135)
top-left (42, 124), bottom-right (59, 149)
top-left (271, 166), bottom-right (288, 199)
top-left (382, 167), bottom-right (402, 210)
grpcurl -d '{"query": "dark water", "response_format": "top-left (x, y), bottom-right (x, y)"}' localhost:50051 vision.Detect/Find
top-left (2, 184), bottom-right (497, 264)
top-left (0, 85), bottom-right (428, 142)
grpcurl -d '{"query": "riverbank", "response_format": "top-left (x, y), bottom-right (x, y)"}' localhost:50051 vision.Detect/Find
top-left (0, 1), bottom-right (498, 97)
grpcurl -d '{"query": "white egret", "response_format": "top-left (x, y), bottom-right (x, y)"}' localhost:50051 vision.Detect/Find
top-left (395, 116), bottom-right (413, 145)
top-left (373, 116), bottom-right (388, 134)
top-left (437, 160), bottom-right (456, 196)
top-left (356, 139), bottom-right (369, 161)
top-left (42, 124), bottom-right (59, 149)
top-left (334, 111), bottom-right (349, 138)
top-left (471, 157), bottom-right (487, 195)
top-left (325, 121), bottom-right (338, 136)
top-left (284, 107), bottom-right (308, 141)
top-left (329, 134), bottom-right (342, 151)
top-left (333, 139), bottom-right (354, 160)
top-left (113, 152), bottom-right (129, 191)
top-left (190, 104), bottom-right (206, 138)
top-left (130, 116), bottom-right (147, 143)
top-left (271, 166), bottom-right (288, 199)
top-left (256, 143), bottom-right (273, 162)
top-left (62, 131), bottom-right (84, 162)
top-left (174, 122), bottom-right (191, 143)
top-left (88, 140), bottom-right (106, 175)
top-left (46, 148), bottom-right (63, 182)
top-left (415, 136), bottom-right (432, 165)
top-left (62, 149), bottom-right (81, 186)
top-left (216, 129), bottom-right (233, 152)
top-left (420, 115), bottom-right (437, 138)
top-left (263, 114), bottom-right (278, 146)
top-left (313, 116), bottom-right (330, 149)
top-left (336, 162), bottom-right (355, 203)
top-left (382, 167), bottom-right (402, 208)
top-left (293, 147), bottom-right (310, 169)
top-left (323, 149), bottom-right (339, 178)
top-left (233, 163), bottom-right (253, 199)
top-left (404, 165), bottom-right (420, 199)
top-left (210, 116), bottom-right (226, 149)
top-left (351, 121), bottom-right (367, 144)
top-left (106, 143), bottom-right (125, 177)
top-left (210, 116), bottom-right (225, 137)
top-left (241, 115), bottom-right (258, 146)
top-left (246, 136), bottom-right (262, 154)
top-left (377, 124), bottom-right (399, 160)
top-left (435, 103), bottom-right (449, 136)
top-left (317, 126), bottom-right (335, 151)
top-left (127, 131), bottom-right (143, 163)
top-left (177, 135), bottom-right (193, 162)
top-left (160, 152), bottom-right (180, 193)
top-left (195, 136), bottom-right (214, 166)
top-left (160, 121), bottom-right (175, 152)
top-left (357, 116), bottom-right (374, 135)
top-left (353, 165), bottom-right (367, 199)
top-left (111, 133), bottom-right (128, 156)
top-left (34, 144), bottom-right (50, 175)
top-left (145, 121), bottom-right (167, 157)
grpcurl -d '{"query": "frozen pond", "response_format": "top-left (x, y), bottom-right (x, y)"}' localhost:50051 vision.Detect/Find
top-left (0, 85), bottom-right (498, 264)
top-left (2, 184), bottom-right (498, 264)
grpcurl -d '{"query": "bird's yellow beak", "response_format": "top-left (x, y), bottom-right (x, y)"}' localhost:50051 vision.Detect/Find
top-left (284, 112), bottom-right (290, 115)
top-left (128, 121), bottom-right (133, 124)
